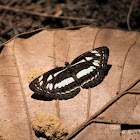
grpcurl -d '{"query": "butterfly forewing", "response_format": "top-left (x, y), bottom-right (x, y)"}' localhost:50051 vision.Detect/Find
top-left (71, 46), bottom-right (109, 89)
top-left (71, 46), bottom-right (109, 65)
top-left (29, 67), bottom-right (80, 100)
top-left (29, 67), bottom-right (64, 94)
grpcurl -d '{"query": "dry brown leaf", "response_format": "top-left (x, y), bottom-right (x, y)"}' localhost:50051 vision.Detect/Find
top-left (0, 27), bottom-right (140, 140)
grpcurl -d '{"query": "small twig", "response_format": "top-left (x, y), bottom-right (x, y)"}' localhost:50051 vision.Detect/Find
top-left (127, 0), bottom-right (135, 30)
top-left (56, 99), bottom-right (60, 118)
top-left (7, 0), bottom-right (17, 6)
top-left (0, 5), bottom-right (95, 22)
top-left (64, 77), bottom-right (140, 140)
top-left (66, 44), bottom-right (70, 62)
top-left (87, 88), bottom-right (91, 118)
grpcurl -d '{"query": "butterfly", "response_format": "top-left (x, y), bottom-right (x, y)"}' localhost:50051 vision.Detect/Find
top-left (29, 46), bottom-right (109, 100)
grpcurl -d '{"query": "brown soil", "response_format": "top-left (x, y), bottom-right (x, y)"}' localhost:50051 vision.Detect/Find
top-left (32, 112), bottom-right (68, 139)
top-left (0, 0), bottom-right (140, 45)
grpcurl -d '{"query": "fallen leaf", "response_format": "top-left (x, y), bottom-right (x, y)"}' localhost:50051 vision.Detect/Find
top-left (0, 27), bottom-right (140, 140)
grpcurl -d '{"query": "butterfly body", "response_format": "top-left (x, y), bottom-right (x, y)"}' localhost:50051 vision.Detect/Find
top-left (29, 46), bottom-right (109, 100)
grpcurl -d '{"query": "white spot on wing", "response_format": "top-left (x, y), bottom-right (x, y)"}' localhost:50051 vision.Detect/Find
top-left (92, 66), bottom-right (96, 69)
top-left (94, 60), bottom-right (100, 63)
top-left (38, 75), bottom-right (43, 82)
top-left (47, 75), bottom-right (53, 81)
top-left (76, 66), bottom-right (95, 78)
top-left (54, 84), bottom-right (58, 89)
top-left (46, 83), bottom-right (50, 89)
top-left (39, 81), bottom-right (43, 86)
top-left (91, 50), bottom-right (98, 54)
top-left (49, 83), bottom-right (53, 90)
top-left (95, 74), bottom-right (97, 78)
top-left (93, 62), bottom-right (100, 66)
top-left (85, 57), bottom-right (93, 61)
top-left (61, 81), bottom-right (66, 87)
top-left (91, 77), bottom-right (94, 80)
top-left (58, 84), bottom-right (62, 88)
top-left (91, 66), bottom-right (96, 69)
top-left (95, 53), bottom-right (101, 56)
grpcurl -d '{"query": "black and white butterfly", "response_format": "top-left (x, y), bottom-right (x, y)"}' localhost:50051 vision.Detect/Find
top-left (29, 46), bottom-right (109, 100)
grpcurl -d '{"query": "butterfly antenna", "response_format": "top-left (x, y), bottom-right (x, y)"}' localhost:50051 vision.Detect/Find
top-left (66, 44), bottom-right (70, 62)
top-left (48, 56), bottom-right (64, 63)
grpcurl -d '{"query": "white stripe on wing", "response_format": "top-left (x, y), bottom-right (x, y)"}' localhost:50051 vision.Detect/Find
top-left (54, 77), bottom-right (75, 89)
